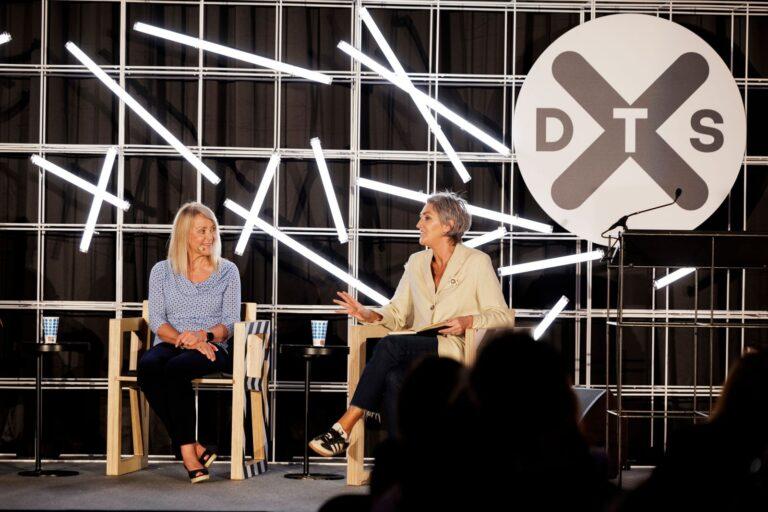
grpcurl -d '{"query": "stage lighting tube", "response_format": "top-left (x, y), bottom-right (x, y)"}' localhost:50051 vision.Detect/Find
top-left (234, 153), bottom-right (281, 256)
top-left (65, 42), bottom-right (221, 185)
top-left (357, 178), bottom-right (552, 233)
top-left (311, 138), bottom-right (348, 243)
top-left (30, 155), bottom-right (130, 211)
top-left (499, 250), bottom-right (604, 276)
top-left (653, 267), bottom-right (696, 290)
top-left (338, 41), bottom-right (510, 157)
top-left (134, 22), bottom-right (332, 85)
top-left (225, 200), bottom-right (389, 305)
top-left (533, 296), bottom-right (569, 341)
top-left (80, 147), bottom-right (119, 253)
top-left (0, 33), bottom-right (11, 46)
top-left (464, 227), bottom-right (507, 249)
top-left (358, 9), bottom-right (470, 183)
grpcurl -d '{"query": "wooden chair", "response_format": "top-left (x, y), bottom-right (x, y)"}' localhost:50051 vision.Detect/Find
top-left (106, 301), bottom-right (271, 480)
top-left (346, 324), bottom-right (497, 485)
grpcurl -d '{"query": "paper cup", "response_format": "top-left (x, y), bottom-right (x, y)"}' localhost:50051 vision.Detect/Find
top-left (311, 320), bottom-right (328, 347)
top-left (42, 316), bottom-right (59, 344)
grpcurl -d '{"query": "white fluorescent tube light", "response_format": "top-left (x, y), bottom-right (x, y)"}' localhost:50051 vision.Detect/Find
top-left (358, 178), bottom-right (428, 202)
top-left (653, 267), bottom-right (696, 290)
top-left (234, 153), bottom-right (281, 256)
top-left (134, 22), bottom-right (332, 85)
top-left (0, 33), bottom-right (11, 46)
top-left (533, 296), bottom-right (569, 341)
top-left (31, 155), bottom-right (130, 211)
top-left (467, 204), bottom-right (552, 234)
top-left (338, 41), bottom-right (510, 157)
top-left (358, 8), bottom-right (470, 183)
top-left (225, 199), bottom-right (389, 305)
top-left (80, 147), bottom-right (119, 253)
top-left (357, 178), bottom-right (552, 233)
top-left (464, 227), bottom-right (507, 249)
top-left (311, 138), bottom-right (348, 244)
top-left (65, 42), bottom-right (221, 185)
top-left (499, 250), bottom-right (604, 276)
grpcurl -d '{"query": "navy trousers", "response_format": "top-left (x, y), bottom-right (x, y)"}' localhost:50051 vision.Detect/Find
top-left (350, 335), bottom-right (438, 436)
top-left (137, 343), bottom-right (231, 446)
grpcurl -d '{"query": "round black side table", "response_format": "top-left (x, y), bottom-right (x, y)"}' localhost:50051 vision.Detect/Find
top-left (17, 341), bottom-right (90, 477)
top-left (280, 344), bottom-right (349, 480)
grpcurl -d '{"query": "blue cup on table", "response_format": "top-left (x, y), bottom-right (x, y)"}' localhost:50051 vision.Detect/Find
top-left (311, 320), bottom-right (328, 347)
top-left (42, 316), bottom-right (59, 344)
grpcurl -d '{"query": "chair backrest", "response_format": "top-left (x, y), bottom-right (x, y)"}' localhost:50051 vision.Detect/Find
top-left (140, 300), bottom-right (257, 323)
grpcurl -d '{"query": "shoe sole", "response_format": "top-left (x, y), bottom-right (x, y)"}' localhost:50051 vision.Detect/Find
top-left (202, 453), bottom-right (217, 468)
top-left (190, 473), bottom-right (209, 484)
top-left (308, 441), bottom-right (335, 458)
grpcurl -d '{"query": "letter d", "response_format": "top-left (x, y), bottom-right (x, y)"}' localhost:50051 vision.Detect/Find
top-left (536, 108), bottom-right (573, 151)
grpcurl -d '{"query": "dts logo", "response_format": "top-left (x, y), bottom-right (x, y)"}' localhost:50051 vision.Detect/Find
top-left (513, 15), bottom-right (746, 245)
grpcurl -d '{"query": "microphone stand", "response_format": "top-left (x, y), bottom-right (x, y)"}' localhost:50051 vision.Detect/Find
top-left (601, 188), bottom-right (683, 262)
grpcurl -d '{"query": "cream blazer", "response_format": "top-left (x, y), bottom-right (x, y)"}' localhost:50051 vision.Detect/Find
top-left (367, 243), bottom-right (515, 361)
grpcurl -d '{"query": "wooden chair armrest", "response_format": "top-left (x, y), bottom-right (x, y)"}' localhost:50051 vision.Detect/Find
top-left (108, 317), bottom-right (151, 380)
top-left (232, 321), bottom-right (270, 380)
top-left (349, 324), bottom-right (390, 385)
top-left (245, 333), bottom-right (267, 379)
top-left (242, 303), bottom-right (257, 322)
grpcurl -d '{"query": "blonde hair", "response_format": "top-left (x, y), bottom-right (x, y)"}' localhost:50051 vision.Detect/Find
top-left (168, 202), bottom-right (222, 276)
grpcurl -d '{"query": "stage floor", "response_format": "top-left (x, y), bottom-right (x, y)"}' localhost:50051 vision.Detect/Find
top-left (0, 461), bottom-right (364, 511)
top-left (0, 461), bottom-right (653, 511)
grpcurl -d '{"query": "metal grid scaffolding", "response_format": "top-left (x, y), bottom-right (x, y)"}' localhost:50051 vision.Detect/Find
top-left (0, 0), bottom-right (767, 464)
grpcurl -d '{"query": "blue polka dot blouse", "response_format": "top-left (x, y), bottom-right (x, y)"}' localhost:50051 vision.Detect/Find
top-left (148, 259), bottom-right (242, 350)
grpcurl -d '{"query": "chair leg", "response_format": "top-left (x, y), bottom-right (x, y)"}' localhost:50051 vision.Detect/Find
top-left (347, 329), bottom-right (368, 485)
top-left (105, 379), bottom-right (122, 476)
top-left (250, 391), bottom-right (266, 462)
top-left (230, 388), bottom-right (245, 480)
top-left (230, 323), bottom-right (247, 480)
top-left (347, 421), bottom-right (367, 485)
top-left (106, 386), bottom-right (149, 476)
top-left (129, 388), bottom-right (149, 466)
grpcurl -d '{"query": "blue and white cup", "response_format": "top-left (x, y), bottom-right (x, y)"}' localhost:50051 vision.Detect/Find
top-left (42, 316), bottom-right (59, 344)
top-left (311, 320), bottom-right (328, 347)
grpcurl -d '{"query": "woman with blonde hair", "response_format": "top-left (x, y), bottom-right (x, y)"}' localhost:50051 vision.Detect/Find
top-left (137, 202), bottom-right (241, 483)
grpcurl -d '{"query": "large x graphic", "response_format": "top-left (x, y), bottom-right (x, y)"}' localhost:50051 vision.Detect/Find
top-left (550, 51), bottom-right (710, 211)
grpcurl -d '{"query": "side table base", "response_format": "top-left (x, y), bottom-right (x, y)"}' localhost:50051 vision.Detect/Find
top-left (284, 472), bottom-right (344, 480)
top-left (19, 469), bottom-right (79, 477)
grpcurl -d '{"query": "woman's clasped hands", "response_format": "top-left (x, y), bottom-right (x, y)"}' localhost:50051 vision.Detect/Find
top-left (175, 330), bottom-right (218, 361)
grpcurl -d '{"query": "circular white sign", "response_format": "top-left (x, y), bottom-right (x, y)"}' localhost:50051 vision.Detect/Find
top-left (513, 14), bottom-right (746, 246)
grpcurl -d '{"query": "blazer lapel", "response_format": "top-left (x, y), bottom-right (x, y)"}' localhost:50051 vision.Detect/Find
top-left (418, 248), bottom-right (437, 297)
top-left (436, 243), bottom-right (470, 294)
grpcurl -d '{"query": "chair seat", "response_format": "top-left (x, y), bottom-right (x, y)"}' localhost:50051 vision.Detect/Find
top-left (116, 370), bottom-right (233, 383)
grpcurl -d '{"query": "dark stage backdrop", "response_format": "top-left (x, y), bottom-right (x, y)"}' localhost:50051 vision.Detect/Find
top-left (0, 0), bottom-right (767, 467)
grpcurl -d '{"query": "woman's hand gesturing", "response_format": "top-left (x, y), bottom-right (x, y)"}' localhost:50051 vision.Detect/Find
top-left (333, 291), bottom-right (381, 323)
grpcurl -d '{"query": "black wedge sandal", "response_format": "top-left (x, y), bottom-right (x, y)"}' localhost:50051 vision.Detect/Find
top-left (198, 447), bottom-right (217, 468)
top-left (184, 464), bottom-right (209, 484)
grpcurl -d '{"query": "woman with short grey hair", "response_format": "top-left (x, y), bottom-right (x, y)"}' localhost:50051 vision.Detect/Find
top-left (425, 191), bottom-right (472, 244)
top-left (309, 191), bottom-right (515, 457)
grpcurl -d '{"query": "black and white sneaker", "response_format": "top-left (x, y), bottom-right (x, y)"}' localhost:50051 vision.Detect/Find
top-left (309, 427), bottom-right (349, 457)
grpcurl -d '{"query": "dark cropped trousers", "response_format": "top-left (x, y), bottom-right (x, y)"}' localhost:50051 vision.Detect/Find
top-left (137, 343), bottom-right (231, 446)
top-left (350, 334), bottom-right (438, 436)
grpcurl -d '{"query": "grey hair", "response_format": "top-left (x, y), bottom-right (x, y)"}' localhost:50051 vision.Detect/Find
top-left (426, 191), bottom-right (472, 244)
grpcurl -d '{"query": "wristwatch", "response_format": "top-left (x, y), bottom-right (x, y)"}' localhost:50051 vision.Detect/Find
top-left (205, 331), bottom-right (215, 342)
